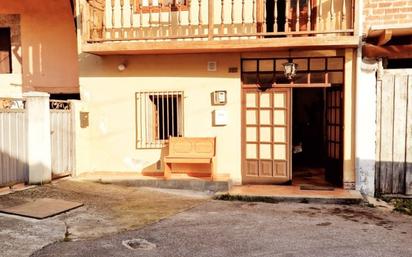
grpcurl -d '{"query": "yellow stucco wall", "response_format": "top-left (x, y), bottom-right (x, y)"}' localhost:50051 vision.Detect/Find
top-left (78, 52), bottom-right (243, 183)
top-left (0, 0), bottom-right (79, 96)
top-left (78, 49), bottom-right (356, 186)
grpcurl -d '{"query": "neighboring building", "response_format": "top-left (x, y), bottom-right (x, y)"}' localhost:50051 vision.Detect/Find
top-left (0, 0), bottom-right (79, 97)
top-left (357, 0), bottom-right (412, 196)
top-left (0, 0), bottom-right (79, 187)
top-left (74, 0), bottom-right (360, 189)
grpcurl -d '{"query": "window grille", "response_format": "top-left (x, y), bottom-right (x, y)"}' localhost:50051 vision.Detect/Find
top-left (136, 91), bottom-right (184, 149)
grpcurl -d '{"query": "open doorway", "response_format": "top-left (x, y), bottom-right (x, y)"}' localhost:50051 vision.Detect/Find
top-left (292, 87), bottom-right (343, 188)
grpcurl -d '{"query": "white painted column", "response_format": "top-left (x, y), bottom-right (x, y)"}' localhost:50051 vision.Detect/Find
top-left (355, 59), bottom-right (378, 196)
top-left (24, 92), bottom-right (52, 184)
top-left (354, 0), bottom-right (377, 195)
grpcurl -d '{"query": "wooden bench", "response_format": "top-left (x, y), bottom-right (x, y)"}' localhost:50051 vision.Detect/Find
top-left (164, 137), bottom-right (216, 178)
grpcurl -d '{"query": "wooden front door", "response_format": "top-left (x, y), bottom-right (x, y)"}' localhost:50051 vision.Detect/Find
top-left (325, 86), bottom-right (344, 186)
top-left (242, 88), bottom-right (291, 184)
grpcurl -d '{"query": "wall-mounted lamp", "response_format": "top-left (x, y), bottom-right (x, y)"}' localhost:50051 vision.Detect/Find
top-left (283, 50), bottom-right (298, 80)
top-left (283, 60), bottom-right (298, 80)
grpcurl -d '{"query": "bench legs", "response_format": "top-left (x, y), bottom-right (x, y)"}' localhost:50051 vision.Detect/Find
top-left (164, 162), bottom-right (172, 179)
top-left (164, 159), bottom-right (216, 180)
top-left (211, 157), bottom-right (216, 180)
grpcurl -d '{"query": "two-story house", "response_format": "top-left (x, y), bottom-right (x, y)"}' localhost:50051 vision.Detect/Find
top-left (74, 0), bottom-right (360, 190)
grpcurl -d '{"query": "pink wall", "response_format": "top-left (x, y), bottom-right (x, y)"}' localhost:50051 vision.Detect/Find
top-left (0, 0), bottom-right (79, 93)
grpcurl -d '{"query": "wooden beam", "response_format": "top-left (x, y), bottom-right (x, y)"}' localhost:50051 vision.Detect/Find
top-left (343, 48), bottom-right (355, 187)
top-left (363, 43), bottom-right (412, 59)
top-left (367, 24), bottom-right (412, 38)
top-left (256, 0), bottom-right (263, 33)
top-left (392, 73), bottom-right (408, 193)
top-left (377, 29), bottom-right (392, 46)
top-left (208, 0), bottom-right (214, 40)
top-left (83, 36), bottom-right (359, 55)
top-left (23, 86), bottom-right (80, 94)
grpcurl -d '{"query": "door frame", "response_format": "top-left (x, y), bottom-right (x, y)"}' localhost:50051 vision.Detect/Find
top-left (325, 85), bottom-right (345, 186)
top-left (241, 86), bottom-right (292, 184)
top-left (240, 55), bottom-right (347, 186)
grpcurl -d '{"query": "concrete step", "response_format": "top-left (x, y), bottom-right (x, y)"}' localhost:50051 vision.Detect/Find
top-left (77, 174), bottom-right (231, 193)
top-left (215, 185), bottom-right (364, 205)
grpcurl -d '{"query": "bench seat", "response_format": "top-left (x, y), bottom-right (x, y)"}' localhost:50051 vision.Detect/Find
top-left (164, 157), bottom-right (213, 164)
top-left (164, 137), bottom-right (216, 178)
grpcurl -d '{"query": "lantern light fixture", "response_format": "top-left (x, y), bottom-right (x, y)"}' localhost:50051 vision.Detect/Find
top-left (282, 50), bottom-right (298, 80)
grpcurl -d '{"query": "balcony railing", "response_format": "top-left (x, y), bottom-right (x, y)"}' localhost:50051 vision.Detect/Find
top-left (83, 0), bottom-right (354, 43)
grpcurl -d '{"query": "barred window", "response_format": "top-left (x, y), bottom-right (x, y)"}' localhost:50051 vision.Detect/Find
top-left (136, 91), bottom-right (184, 148)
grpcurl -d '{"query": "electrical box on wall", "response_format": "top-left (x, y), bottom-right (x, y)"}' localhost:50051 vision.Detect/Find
top-left (211, 90), bottom-right (227, 105)
top-left (213, 109), bottom-right (229, 126)
top-left (80, 112), bottom-right (89, 128)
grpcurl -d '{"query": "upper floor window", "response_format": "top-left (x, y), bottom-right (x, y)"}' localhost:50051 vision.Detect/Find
top-left (136, 0), bottom-right (187, 12)
top-left (0, 28), bottom-right (12, 74)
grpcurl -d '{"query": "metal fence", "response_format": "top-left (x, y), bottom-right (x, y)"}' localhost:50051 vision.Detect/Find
top-left (50, 100), bottom-right (75, 177)
top-left (0, 98), bottom-right (27, 187)
top-left (135, 91), bottom-right (184, 149)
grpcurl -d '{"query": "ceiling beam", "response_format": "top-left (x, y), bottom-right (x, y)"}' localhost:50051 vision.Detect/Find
top-left (82, 36), bottom-right (359, 55)
top-left (363, 43), bottom-right (412, 59)
top-left (377, 29), bottom-right (392, 46)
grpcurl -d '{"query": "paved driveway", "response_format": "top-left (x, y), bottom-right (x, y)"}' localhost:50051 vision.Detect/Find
top-left (32, 200), bottom-right (412, 257)
top-left (0, 180), bottom-right (205, 257)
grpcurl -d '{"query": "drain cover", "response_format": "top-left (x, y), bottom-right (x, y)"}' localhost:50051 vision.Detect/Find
top-left (122, 238), bottom-right (156, 250)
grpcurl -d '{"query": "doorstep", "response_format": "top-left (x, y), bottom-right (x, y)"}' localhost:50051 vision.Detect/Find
top-left (215, 185), bottom-right (364, 204)
top-left (74, 172), bottom-right (232, 192)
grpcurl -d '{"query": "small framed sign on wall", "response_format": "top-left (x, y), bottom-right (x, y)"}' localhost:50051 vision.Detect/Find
top-left (211, 90), bottom-right (227, 105)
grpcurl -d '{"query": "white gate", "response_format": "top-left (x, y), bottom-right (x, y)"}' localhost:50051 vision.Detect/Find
top-left (0, 98), bottom-right (27, 186)
top-left (50, 100), bottom-right (75, 178)
top-left (376, 69), bottom-right (412, 195)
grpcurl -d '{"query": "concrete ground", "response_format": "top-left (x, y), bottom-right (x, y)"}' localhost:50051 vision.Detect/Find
top-left (31, 200), bottom-right (412, 257)
top-left (226, 184), bottom-right (363, 204)
top-left (0, 179), bottom-right (206, 257)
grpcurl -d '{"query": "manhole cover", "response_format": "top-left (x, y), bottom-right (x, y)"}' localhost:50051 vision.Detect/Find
top-left (122, 238), bottom-right (156, 250)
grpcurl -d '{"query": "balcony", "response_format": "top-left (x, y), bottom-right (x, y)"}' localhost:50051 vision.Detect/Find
top-left (81, 0), bottom-right (358, 55)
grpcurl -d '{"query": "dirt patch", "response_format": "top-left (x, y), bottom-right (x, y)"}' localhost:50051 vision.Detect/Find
top-left (325, 206), bottom-right (399, 230)
top-left (392, 199), bottom-right (412, 216)
top-left (0, 179), bottom-right (206, 241)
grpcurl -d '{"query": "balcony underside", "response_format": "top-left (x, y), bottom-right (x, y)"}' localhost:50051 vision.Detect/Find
top-left (82, 36), bottom-right (359, 55)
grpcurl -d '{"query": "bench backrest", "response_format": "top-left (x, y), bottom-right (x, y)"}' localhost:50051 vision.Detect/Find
top-left (168, 137), bottom-right (216, 158)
